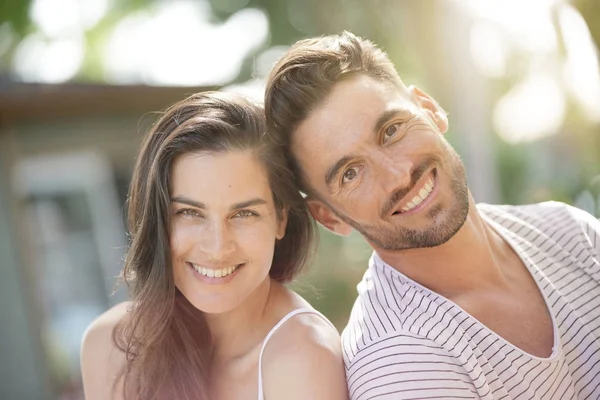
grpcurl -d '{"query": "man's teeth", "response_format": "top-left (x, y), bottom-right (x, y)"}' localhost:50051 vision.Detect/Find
top-left (192, 264), bottom-right (240, 278)
top-left (401, 178), bottom-right (435, 212)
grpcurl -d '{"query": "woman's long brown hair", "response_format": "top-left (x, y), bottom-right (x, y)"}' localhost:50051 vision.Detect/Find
top-left (114, 92), bottom-right (315, 399)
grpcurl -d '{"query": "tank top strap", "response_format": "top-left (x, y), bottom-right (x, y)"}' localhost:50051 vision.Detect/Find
top-left (256, 308), bottom-right (336, 400)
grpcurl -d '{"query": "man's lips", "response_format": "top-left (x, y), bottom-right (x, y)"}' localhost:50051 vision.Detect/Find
top-left (391, 169), bottom-right (437, 215)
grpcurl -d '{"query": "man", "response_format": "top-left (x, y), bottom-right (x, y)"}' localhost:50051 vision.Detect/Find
top-left (264, 31), bottom-right (600, 399)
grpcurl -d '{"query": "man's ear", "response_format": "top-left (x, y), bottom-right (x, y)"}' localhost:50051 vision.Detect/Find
top-left (408, 85), bottom-right (448, 134)
top-left (306, 198), bottom-right (353, 236)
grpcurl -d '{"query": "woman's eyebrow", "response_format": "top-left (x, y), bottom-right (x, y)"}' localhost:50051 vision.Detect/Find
top-left (171, 196), bottom-right (268, 211)
top-left (230, 198), bottom-right (268, 210)
top-left (171, 196), bottom-right (205, 209)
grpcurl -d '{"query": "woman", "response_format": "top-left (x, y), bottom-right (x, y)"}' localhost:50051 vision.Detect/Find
top-left (80, 92), bottom-right (348, 399)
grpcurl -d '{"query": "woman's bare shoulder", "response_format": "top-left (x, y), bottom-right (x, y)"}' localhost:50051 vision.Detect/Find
top-left (81, 301), bottom-right (132, 400)
top-left (268, 284), bottom-right (342, 355)
top-left (261, 305), bottom-right (349, 399)
top-left (82, 301), bottom-right (131, 350)
top-left (264, 309), bottom-right (342, 362)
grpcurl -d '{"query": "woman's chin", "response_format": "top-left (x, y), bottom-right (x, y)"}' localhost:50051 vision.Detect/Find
top-left (183, 292), bottom-right (239, 315)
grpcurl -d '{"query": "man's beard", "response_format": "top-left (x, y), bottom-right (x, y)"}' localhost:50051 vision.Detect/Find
top-left (333, 143), bottom-right (469, 251)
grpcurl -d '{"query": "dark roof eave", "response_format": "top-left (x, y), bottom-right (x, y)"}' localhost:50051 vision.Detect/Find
top-left (0, 82), bottom-right (217, 121)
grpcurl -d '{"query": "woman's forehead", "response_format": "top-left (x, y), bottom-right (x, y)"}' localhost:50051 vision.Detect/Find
top-left (170, 151), bottom-right (272, 206)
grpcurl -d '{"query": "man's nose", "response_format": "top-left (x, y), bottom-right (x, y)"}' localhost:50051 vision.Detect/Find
top-left (377, 154), bottom-right (413, 194)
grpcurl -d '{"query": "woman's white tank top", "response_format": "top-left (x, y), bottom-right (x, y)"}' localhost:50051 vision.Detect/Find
top-left (256, 308), bottom-right (336, 400)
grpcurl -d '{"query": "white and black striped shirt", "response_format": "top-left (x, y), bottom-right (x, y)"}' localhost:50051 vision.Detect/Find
top-left (342, 202), bottom-right (600, 399)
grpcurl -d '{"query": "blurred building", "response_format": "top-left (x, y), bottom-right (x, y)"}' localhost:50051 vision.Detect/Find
top-left (0, 83), bottom-right (209, 399)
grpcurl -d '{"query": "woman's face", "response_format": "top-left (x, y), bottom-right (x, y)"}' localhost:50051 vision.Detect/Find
top-left (169, 150), bottom-right (286, 314)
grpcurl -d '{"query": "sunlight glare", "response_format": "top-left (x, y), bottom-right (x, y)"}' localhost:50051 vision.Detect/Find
top-left (469, 22), bottom-right (507, 78)
top-left (102, 0), bottom-right (268, 86)
top-left (457, 0), bottom-right (559, 54)
top-left (13, 33), bottom-right (84, 83)
top-left (559, 4), bottom-right (600, 122)
top-left (493, 73), bottom-right (565, 144)
top-left (30, 0), bottom-right (110, 38)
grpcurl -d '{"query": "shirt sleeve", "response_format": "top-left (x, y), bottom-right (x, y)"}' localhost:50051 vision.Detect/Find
top-left (566, 204), bottom-right (600, 267)
top-left (345, 332), bottom-right (479, 400)
top-left (576, 207), bottom-right (600, 256)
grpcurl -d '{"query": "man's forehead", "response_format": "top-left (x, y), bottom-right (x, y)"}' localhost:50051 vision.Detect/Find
top-left (291, 76), bottom-right (412, 155)
top-left (288, 76), bottom-right (415, 193)
top-left (312, 76), bottom-right (400, 121)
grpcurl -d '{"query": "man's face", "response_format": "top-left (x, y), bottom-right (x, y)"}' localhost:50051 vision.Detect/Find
top-left (292, 74), bottom-right (469, 251)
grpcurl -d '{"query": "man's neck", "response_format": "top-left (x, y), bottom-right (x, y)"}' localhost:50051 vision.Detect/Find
top-left (374, 197), bottom-right (514, 298)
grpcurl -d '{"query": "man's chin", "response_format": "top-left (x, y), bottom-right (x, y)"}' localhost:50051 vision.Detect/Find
top-left (360, 204), bottom-right (469, 251)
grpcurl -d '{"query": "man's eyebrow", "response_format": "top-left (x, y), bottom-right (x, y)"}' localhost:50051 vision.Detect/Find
top-left (373, 107), bottom-right (412, 137)
top-left (324, 155), bottom-right (354, 188)
top-left (171, 196), bottom-right (205, 209)
top-left (171, 196), bottom-right (268, 210)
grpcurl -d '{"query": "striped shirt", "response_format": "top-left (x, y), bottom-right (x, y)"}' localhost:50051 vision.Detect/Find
top-left (342, 202), bottom-right (600, 399)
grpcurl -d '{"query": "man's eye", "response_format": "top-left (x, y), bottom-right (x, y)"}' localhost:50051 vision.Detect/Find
top-left (384, 123), bottom-right (402, 141)
top-left (235, 209), bottom-right (258, 219)
top-left (342, 166), bottom-right (360, 184)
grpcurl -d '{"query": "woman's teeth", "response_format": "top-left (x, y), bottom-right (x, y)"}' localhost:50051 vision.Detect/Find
top-left (401, 177), bottom-right (435, 212)
top-left (192, 264), bottom-right (241, 278)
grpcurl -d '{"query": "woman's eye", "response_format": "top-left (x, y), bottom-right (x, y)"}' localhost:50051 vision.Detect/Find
top-left (235, 209), bottom-right (258, 218)
top-left (342, 166), bottom-right (360, 184)
top-left (177, 208), bottom-right (201, 217)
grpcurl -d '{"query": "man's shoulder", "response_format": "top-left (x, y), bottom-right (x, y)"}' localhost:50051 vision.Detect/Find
top-left (341, 281), bottom-right (394, 356)
top-left (477, 201), bottom-right (588, 232)
top-left (341, 268), bottom-right (437, 364)
top-left (341, 314), bottom-right (452, 367)
top-left (478, 200), bottom-right (570, 217)
top-left (478, 201), bottom-right (600, 268)
top-left (343, 259), bottom-right (405, 335)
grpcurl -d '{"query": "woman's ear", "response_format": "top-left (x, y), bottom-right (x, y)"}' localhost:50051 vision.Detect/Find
top-left (408, 85), bottom-right (449, 134)
top-left (276, 207), bottom-right (288, 240)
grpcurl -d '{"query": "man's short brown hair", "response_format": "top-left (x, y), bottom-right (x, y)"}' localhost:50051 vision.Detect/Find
top-left (264, 31), bottom-right (405, 193)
